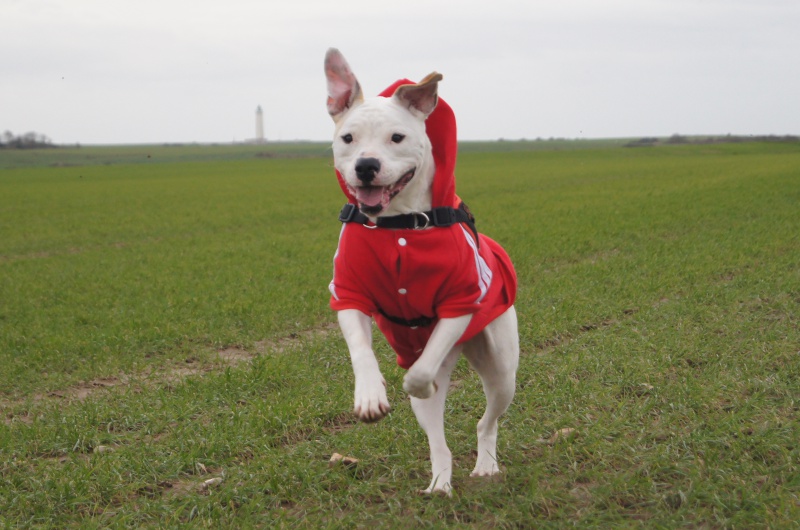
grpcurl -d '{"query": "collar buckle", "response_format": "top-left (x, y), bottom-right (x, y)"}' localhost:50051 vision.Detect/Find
top-left (338, 203), bottom-right (358, 223)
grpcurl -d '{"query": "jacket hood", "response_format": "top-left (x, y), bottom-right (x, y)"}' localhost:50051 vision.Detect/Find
top-left (335, 78), bottom-right (460, 210)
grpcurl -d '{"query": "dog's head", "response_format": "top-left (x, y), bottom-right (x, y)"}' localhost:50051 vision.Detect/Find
top-left (325, 48), bottom-right (443, 217)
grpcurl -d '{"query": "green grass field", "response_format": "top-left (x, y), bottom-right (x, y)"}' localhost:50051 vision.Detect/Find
top-left (1, 141), bottom-right (798, 527)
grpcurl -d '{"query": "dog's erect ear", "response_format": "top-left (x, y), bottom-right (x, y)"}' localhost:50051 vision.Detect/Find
top-left (325, 48), bottom-right (363, 122)
top-left (393, 72), bottom-right (443, 118)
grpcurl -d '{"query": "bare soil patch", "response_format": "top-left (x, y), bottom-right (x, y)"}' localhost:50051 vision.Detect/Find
top-left (2, 322), bottom-right (340, 424)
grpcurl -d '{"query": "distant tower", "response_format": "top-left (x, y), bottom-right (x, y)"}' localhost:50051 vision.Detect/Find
top-left (255, 105), bottom-right (265, 143)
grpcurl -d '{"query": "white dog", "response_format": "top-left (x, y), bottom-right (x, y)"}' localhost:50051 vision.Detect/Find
top-left (324, 48), bottom-right (519, 495)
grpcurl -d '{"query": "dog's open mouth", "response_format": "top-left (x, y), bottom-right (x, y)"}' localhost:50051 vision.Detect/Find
top-left (350, 168), bottom-right (416, 215)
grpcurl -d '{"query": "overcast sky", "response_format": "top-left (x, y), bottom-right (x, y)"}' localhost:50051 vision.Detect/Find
top-left (2, 0), bottom-right (798, 145)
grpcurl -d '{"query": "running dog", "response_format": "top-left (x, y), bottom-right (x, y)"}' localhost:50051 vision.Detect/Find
top-left (324, 48), bottom-right (519, 495)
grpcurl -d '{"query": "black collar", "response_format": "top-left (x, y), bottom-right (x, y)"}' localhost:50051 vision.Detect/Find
top-left (338, 202), bottom-right (480, 243)
top-left (338, 202), bottom-right (474, 229)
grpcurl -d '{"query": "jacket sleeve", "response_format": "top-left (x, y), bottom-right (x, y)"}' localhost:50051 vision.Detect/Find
top-left (329, 229), bottom-right (376, 316)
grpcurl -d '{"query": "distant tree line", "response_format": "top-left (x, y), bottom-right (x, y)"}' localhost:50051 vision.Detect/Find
top-left (625, 134), bottom-right (800, 148)
top-left (1, 131), bottom-right (56, 149)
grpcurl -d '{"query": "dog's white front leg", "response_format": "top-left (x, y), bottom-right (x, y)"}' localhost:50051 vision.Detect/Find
top-left (338, 309), bottom-right (391, 422)
top-left (403, 314), bottom-right (471, 399)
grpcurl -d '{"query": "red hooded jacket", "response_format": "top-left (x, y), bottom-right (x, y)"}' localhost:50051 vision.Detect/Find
top-left (329, 80), bottom-right (517, 369)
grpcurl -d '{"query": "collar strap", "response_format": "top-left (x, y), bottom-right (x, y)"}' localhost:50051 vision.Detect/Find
top-left (378, 308), bottom-right (435, 328)
top-left (338, 202), bottom-right (478, 234)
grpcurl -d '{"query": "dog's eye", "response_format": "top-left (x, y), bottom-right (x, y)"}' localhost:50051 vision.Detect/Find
top-left (391, 133), bottom-right (405, 144)
top-left (341, 133), bottom-right (353, 144)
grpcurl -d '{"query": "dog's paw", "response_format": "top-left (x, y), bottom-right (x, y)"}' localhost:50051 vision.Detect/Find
top-left (419, 482), bottom-right (453, 497)
top-left (353, 378), bottom-right (391, 423)
top-left (470, 460), bottom-right (501, 478)
top-left (402, 373), bottom-right (438, 399)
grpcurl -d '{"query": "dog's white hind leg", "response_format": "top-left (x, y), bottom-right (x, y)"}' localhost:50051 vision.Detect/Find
top-left (463, 306), bottom-right (519, 477)
top-left (410, 345), bottom-right (461, 496)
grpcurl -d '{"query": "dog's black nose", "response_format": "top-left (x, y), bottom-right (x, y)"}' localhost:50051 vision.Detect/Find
top-left (355, 157), bottom-right (381, 183)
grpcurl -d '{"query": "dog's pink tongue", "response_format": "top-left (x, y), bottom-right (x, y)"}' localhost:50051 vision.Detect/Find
top-left (355, 186), bottom-right (385, 208)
